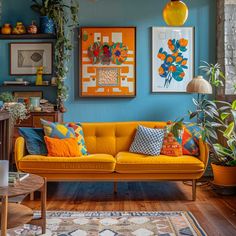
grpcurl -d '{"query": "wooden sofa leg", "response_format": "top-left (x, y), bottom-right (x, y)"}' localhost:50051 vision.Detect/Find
top-left (113, 182), bottom-right (117, 194)
top-left (30, 192), bottom-right (34, 201)
top-left (192, 180), bottom-right (196, 201)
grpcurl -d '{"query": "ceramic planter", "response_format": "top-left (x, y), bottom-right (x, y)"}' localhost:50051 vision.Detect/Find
top-left (211, 163), bottom-right (236, 186)
top-left (40, 16), bottom-right (54, 34)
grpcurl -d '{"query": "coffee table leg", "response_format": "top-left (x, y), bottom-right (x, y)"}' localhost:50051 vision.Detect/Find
top-left (1, 196), bottom-right (8, 236)
top-left (41, 178), bottom-right (47, 234)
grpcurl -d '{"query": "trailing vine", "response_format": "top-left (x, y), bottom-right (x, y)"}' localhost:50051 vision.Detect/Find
top-left (31, 0), bottom-right (79, 112)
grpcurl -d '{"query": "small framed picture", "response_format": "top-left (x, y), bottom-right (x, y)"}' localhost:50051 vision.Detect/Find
top-left (10, 42), bottom-right (53, 75)
top-left (152, 27), bottom-right (194, 93)
top-left (13, 91), bottom-right (43, 102)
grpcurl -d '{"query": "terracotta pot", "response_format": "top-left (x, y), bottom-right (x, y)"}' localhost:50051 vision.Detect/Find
top-left (211, 163), bottom-right (236, 186)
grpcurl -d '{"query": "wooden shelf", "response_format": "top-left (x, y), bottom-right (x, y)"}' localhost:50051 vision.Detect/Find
top-left (0, 33), bottom-right (56, 40)
top-left (0, 84), bottom-right (57, 88)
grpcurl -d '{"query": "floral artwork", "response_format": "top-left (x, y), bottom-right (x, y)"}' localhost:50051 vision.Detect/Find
top-left (80, 27), bottom-right (136, 97)
top-left (152, 27), bottom-right (194, 92)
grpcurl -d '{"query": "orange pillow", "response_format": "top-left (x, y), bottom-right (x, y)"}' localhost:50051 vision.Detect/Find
top-left (44, 136), bottom-right (82, 157)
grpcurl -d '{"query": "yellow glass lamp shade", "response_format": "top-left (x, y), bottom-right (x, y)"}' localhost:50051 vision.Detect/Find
top-left (163, 0), bottom-right (189, 26)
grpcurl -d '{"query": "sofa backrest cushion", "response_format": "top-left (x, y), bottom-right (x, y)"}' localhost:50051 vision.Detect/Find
top-left (81, 122), bottom-right (166, 156)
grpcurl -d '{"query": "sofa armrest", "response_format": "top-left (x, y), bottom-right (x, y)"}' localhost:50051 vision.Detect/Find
top-left (14, 137), bottom-right (26, 170)
top-left (198, 137), bottom-right (209, 168)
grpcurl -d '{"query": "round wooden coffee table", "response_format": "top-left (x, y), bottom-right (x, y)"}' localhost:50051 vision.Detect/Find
top-left (0, 174), bottom-right (46, 236)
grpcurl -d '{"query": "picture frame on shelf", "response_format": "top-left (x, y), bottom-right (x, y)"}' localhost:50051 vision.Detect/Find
top-left (79, 26), bottom-right (136, 97)
top-left (13, 91), bottom-right (43, 103)
top-left (9, 42), bottom-right (53, 75)
top-left (152, 27), bottom-right (194, 93)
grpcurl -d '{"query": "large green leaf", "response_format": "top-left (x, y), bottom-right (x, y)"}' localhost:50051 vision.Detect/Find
top-left (220, 112), bottom-right (230, 121)
top-left (231, 100), bottom-right (236, 110)
top-left (223, 122), bottom-right (234, 139)
top-left (213, 143), bottom-right (233, 157)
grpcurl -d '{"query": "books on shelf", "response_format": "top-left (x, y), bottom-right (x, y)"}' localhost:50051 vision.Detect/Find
top-left (8, 172), bottom-right (29, 186)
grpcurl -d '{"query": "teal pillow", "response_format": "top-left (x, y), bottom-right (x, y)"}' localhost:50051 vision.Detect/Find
top-left (18, 128), bottom-right (47, 155)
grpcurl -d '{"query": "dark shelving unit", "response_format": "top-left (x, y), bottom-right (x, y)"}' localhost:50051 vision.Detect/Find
top-left (0, 34), bottom-right (56, 40)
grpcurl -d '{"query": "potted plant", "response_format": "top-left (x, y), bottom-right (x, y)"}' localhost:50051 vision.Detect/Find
top-left (31, 0), bottom-right (79, 112)
top-left (31, 0), bottom-right (55, 33)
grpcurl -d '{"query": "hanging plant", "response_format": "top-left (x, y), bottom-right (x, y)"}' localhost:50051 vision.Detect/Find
top-left (31, 0), bottom-right (79, 112)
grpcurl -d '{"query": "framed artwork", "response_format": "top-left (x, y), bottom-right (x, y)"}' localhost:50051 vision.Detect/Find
top-left (152, 27), bottom-right (194, 92)
top-left (13, 91), bottom-right (43, 103)
top-left (79, 26), bottom-right (136, 97)
top-left (10, 42), bottom-right (53, 75)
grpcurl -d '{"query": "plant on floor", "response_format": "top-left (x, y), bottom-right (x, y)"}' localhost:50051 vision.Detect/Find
top-left (31, 0), bottom-right (79, 112)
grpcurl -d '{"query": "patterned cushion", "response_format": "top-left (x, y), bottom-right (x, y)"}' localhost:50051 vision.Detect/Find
top-left (64, 122), bottom-right (88, 155)
top-left (161, 127), bottom-right (183, 157)
top-left (41, 119), bottom-right (88, 156)
top-left (182, 123), bottom-right (202, 156)
top-left (129, 125), bottom-right (165, 156)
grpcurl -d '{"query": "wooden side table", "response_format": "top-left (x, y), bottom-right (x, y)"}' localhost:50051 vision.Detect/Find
top-left (0, 174), bottom-right (46, 236)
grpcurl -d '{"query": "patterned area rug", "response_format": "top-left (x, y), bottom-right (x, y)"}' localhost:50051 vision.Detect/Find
top-left (8, 211), bottom-right (207, 236)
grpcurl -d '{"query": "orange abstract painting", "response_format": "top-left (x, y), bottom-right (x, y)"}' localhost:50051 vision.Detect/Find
top-left (79, 27), bottom-right (136, 97)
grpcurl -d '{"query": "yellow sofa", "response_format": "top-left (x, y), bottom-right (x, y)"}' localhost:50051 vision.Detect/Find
top-left (15, 121), bottom-right (209, 200)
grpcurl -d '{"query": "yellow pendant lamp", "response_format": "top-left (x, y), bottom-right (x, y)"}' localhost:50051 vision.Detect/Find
top-left (163, 0), bottom-right (189, 26)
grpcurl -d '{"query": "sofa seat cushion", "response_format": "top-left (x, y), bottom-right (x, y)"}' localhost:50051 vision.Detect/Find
top-left (115, 152), bottom-right (204, 174)
top-left (18, 154), bottom-right (116, 173)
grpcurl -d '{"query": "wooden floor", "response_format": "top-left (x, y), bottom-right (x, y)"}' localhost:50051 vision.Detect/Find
top-left (23, 181), bottom-right (236, 236)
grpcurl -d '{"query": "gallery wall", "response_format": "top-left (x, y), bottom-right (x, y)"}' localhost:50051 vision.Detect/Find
top-left (1, 0), bottom-right (216, 122)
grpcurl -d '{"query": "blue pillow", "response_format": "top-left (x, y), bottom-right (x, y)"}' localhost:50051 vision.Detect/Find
top-left (129, 125), bottom-right (165, 156)
top-left (18, 128), bottom-right (47, 155)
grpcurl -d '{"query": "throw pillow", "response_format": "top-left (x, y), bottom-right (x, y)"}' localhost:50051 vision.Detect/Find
top-left (129, 125), bottom-right (165, 156)
top-left (182, 123), bottom-right (202, 156)
top-left (41, 119), bottom-right (88, 155)
top-left (64, 122), bottom-right (88, 155)
top-left (44, 136), bottom-right (82, 157)
top-left (161, 124), bottom-right (183, 157)
top-left (18, 127), bottom-right (47, 155)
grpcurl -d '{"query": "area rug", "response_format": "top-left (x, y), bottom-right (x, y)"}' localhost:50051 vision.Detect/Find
top-left (8, 211), bottom-right (207, 236)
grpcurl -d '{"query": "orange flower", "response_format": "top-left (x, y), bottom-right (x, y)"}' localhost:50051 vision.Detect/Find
top-left (158, 53), bottom-right (166, 60)
top-left (169, 65), bottom-right (176, 72)
top-left (172, 51), bottom-right (178, 57)
top-left (159, 66), bottom-right (165, 75)
top-left (180, 72), bottom-right (185, 78)
top-left (166, 56), bottom-right (174, 63)
top-left (181, 59), bottom-right (187, 66)
top-left (176, 56), bottom-right (183, 63)
top-left (179, 38), bottom-right (188, 47)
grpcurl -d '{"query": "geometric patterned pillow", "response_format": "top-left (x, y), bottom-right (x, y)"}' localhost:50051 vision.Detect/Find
top-left (182, 123), bottom-right (202, 156)
top-left (129, 125), bottom-right (165, 156)
top-left (161, 128), bottom-right (183, 157)
top-left (64, 122), bottom-right (88, 155)
top-left (41, 119), bottom-right (88, 156)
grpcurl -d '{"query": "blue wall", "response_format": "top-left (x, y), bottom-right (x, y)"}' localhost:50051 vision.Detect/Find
top-left (1, 0), bottom-right (216, 122)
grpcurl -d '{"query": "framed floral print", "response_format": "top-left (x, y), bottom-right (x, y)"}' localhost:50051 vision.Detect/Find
top-left (152, 27), bottom-right (194, 92)
top-left (79, 27), bottom-right (136, 97)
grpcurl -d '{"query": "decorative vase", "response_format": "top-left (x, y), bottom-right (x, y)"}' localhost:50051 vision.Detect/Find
top-left (40, 16), bottom-right (55, 34)
top-left (163, 0), bottom-right (189, 26)
top-left (0, 160), bottom-right (9, 187)
top-left (1, 23), bottom-right (12, 34)
top-left (211, 163), bottom-right (236, 186)
top-left (12, 22), bottom-right (26, 34)
top-left (27, 21), bottom-right (38, 34)
top-left (30, 97), bottom-right (40, 111)
top-left (36, 66), bottom-right (43, 85)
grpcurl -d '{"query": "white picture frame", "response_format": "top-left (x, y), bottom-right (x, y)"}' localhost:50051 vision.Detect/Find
top-left (152, 27), bottom-right (194, 92)
top-left (10, 42), bottom-right (53, 75)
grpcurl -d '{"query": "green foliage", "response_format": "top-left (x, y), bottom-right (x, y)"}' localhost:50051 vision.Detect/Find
top-left (31, 0), bottom-right (79, 108)
top-left (0, 92), bottom-right (14, 103)
top-left (199, 61), bottom-right (225, 87)
top-left (189, 98), bottom-right (236, 166)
